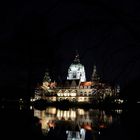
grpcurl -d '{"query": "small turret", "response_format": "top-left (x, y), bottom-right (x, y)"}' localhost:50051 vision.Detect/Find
top-left (91, 65), bottom-right (100, 82)
top-left (43, 70), bottom-right (51, 82)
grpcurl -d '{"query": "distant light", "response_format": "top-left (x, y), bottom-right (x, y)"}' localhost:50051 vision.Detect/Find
top-left (30, 98), bottom-right (35, 102)
top-left (19, 98), bottom-right (23, 104)
top-left (114, 99), bottom-right (124, 104)
top-left (20, 105), bottom-right (22, 110)
top-left (137, 101), bottom-right (140, 104)
top-left (30, 106), bottom-right (33, 110)
top-left (115, 109), bottom-right (123, 114)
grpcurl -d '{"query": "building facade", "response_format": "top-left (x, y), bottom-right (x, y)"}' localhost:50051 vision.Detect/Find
top-left (34, 53), bottom-right (119, 103)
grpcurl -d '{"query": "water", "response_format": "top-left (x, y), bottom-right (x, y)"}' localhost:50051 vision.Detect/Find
top-left (34, 107), bottom-right (122, 140)
top-left (1, 103), bottom-right (139, 140)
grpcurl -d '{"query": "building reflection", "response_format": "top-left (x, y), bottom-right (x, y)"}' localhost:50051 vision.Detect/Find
top-left (34, 107), bottom-right (120, 134)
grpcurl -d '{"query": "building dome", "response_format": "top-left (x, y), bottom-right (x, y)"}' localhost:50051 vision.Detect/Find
top-left (67, 52), bottom-right (86, 82)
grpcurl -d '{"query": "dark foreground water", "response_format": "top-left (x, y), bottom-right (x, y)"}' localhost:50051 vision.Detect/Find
top-left (34, 107), bottom-right (122, 139)
top-left (1, 104), bottom-right (140, 140)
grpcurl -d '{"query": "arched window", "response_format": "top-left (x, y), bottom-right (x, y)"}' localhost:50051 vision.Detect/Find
top-left (72, 98), bottom-right (76, 102)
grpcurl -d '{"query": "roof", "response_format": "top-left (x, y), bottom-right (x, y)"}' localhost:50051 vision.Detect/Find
top-left (57, 80), bottom-right (80, 87)
top-left (80, 81), bottom-right (94, 86)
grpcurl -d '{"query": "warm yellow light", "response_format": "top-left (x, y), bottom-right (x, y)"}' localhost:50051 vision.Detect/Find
top-left (78, 109), bottom-right (85, 115)
top-left (71, 93), bottom-right (76, 96)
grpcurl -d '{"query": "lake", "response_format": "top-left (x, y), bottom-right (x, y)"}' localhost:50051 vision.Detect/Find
top-left (1, 103), bottom-right (139, 140)
top-left (34, 106), bottom-right (123, 140)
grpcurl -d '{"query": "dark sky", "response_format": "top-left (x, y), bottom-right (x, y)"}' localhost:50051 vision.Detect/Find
top-left (1, 0), bottom-right (140, 100)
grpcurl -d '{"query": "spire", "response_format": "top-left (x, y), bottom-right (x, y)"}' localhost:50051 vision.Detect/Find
top-left (43, 69), bottom-right (51, 82)
top-left (73, 50), bottom-right (80, 63)
top-left (91, 65), bottom-right (100, 81)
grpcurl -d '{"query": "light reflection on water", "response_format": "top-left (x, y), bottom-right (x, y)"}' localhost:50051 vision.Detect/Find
top-left (34, 107), bottom-right (122, 136)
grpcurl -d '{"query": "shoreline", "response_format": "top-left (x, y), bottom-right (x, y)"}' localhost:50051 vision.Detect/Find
top-left (32, 99), bottom-right (128, 110)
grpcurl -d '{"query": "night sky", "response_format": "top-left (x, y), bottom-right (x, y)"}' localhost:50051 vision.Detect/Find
top-left (1, 0), bottom-right (140, 101)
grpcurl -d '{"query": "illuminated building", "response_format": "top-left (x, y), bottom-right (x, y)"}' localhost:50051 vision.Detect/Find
top-left (34, 52), bottom-right (119, 103)
top-left (67, 52), bottom-right (86, 82)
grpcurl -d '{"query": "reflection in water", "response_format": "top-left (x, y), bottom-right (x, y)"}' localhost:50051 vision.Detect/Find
top-left (34, 107), bottom-right (122, 138)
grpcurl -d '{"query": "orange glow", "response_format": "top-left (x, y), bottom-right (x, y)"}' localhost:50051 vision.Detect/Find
top-left (50, 82), bottom-right (57, 88)
top-left (80, 81), bottom-right (94, 86)
top-left (83, 125), bottom-right (92, 130)
top-left (47, 121), bottom-right (55, 128)
top-left (99, 124), bottom-right (106, 128)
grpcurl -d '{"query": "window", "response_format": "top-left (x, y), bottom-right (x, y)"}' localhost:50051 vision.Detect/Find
top-left (73, 73), bottom-right (76, 78)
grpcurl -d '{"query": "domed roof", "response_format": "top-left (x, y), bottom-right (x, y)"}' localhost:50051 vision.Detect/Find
top-left (69, 63), bottom-right (84, 71)
top-left (67, 52), bottom-right (86, 82)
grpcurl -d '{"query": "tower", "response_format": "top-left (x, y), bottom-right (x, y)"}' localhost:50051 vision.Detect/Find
top-left (91, 65), bottom-right (100, 82)
top-left (43, 70), bottom-right (51, 82)
top-left (67, 51), bottom-right (86, 82)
